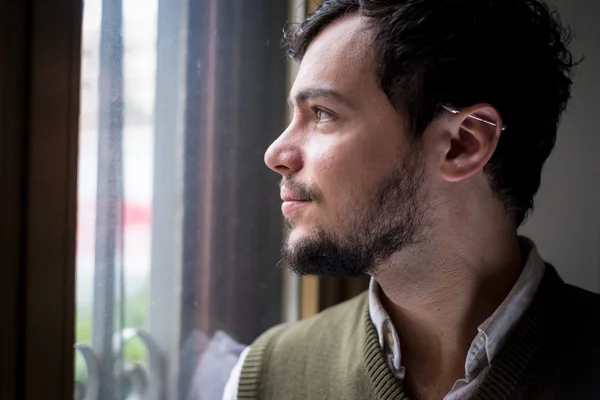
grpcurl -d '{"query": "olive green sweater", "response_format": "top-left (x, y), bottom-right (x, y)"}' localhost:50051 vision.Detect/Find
top-left (239, 266), bottom-right (600, 399)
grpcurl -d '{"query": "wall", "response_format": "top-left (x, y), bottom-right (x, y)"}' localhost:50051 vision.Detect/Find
top-left (520, 0), bottom-right (600, 293)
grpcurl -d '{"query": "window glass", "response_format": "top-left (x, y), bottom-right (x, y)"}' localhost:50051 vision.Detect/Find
top-left (75, 1), bottom-right (290, 398)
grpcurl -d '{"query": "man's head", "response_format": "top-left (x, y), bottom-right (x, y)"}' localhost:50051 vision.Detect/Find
top-left (265, 0), bottom-right (578, 277)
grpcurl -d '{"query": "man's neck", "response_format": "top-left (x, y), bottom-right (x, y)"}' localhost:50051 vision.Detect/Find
top-left (374, 232), bottom-right (524, 399)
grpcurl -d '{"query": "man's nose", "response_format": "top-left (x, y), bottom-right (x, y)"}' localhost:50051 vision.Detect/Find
top-left (264, 130), bottom-right (303, 177)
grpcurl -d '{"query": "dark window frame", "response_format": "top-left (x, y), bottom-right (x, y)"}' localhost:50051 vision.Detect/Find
top-left (0, 0), bottom-right (81, 399)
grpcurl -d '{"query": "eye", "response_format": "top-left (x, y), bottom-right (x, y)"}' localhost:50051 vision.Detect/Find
top-left (312, 107), bottom-right (335, 123)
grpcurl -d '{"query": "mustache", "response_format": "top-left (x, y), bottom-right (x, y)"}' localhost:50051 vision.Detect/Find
top-left (279, 178), bottom-right (324, 203)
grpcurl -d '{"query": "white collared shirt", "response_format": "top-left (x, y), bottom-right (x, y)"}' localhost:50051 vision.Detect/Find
top-left (223, 237), bottom-right (546, 400)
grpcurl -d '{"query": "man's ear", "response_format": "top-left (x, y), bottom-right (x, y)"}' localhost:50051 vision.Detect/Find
top-left (439, 104), bottom-right (503, 183)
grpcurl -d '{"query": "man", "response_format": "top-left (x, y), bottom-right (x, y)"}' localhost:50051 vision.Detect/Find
top-left (224, 0), bottom-right (600, 399)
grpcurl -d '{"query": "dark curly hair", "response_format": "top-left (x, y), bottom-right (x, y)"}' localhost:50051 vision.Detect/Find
top-left (284, 0), bottom-right (580, 225)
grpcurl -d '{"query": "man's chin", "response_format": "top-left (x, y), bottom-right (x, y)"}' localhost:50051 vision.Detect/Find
top-left (282, 228), bottom-right (373, 278)
top-left (285, 224), bottom-right (315, 244)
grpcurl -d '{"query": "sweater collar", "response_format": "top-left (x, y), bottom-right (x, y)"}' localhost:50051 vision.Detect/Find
top-left (364, 262), bottom-right (565, 400)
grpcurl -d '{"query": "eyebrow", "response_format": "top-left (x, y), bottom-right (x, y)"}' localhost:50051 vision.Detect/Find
top-left (288, 87), bottom-right (357, 110)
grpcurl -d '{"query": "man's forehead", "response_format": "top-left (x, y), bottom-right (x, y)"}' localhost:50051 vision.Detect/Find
top-left (291, 15), bottom-right (375, 99)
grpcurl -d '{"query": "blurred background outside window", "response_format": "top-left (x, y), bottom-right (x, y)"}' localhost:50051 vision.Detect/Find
top-left (74, 1), bottom-right (293, 398)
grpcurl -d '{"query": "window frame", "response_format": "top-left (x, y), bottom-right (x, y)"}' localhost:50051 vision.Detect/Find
top-left (0, 0), bottom-right (82, 399)
top-left (0, 0), bottom-right (28, 397)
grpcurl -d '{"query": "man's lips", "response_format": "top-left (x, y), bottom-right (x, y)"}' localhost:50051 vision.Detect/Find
top-left (281, 200), bottom-right (310, 215)
top-left (280, 188), bottom-right (311, 215)
top-left (280, 188), bottom-right (310, 203)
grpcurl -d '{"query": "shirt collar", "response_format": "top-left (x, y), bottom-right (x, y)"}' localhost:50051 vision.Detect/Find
top-left (471, 237), bottom-right (546, 374)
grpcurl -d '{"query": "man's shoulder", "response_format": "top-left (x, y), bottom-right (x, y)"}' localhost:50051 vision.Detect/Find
top-left (541, 264), bottom-right (600, 323)
top-left (563, 284), bottom-right (600, 334)
top-left (260, 291), bottom-right (369, 347)
top-left (291, 290), bottom-right (368, 328)
top-left (237, 291), bottom-right (374, 399)
top-left (540, 278), bottom-right (600, 365)
top-left (540, 267), bottom-right (600, 336)
top-left (519, 281), bottom-right (600, 398)
top-left (563, 283), bottom-right (600, 309)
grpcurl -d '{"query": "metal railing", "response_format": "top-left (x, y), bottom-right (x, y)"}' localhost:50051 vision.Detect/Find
top-left (75, 329), bottom-right (165, 400)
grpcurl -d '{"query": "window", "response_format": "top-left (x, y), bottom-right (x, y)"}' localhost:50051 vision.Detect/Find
top-left (74, 0), bottom-right (298, 399)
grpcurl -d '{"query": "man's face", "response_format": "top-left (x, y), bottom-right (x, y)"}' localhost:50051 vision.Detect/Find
top-left (264, 15), bottom-right (430, 276)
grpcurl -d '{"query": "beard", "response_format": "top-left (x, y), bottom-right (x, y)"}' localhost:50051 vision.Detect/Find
top-left (282, 152), bottom-right (429, 277)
